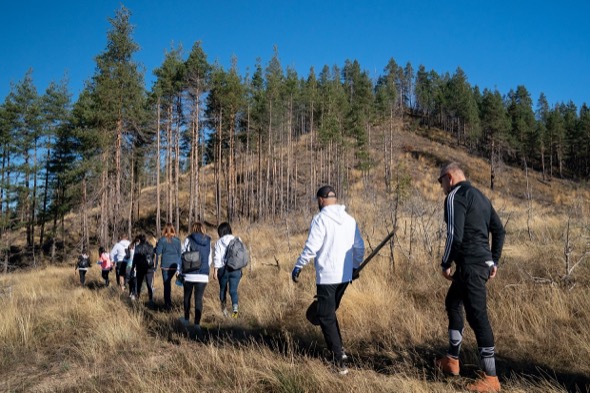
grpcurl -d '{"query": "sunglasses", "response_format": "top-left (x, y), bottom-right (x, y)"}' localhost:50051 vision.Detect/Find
top-left (438, 173), bottom-right (449, 184)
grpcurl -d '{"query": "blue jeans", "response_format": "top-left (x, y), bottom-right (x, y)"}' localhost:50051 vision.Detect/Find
top-left (161, 264), bottom-right (178, 308)
top-left (218, 267), bottom-right (242, 308)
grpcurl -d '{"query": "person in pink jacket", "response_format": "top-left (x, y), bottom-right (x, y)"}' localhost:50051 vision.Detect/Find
top-left (97, 246), bottom-right (113, 287)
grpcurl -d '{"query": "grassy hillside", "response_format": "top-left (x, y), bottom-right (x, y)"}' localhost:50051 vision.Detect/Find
top-left (2, 123), bottom-right (590, 392)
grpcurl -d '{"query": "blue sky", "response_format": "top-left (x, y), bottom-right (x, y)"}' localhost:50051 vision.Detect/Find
top-left (1, 0), bottom-right (588, 109)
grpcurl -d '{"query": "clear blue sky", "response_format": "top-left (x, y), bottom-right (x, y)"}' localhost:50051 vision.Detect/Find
top-left (1, 0), bottom-right (588, 109)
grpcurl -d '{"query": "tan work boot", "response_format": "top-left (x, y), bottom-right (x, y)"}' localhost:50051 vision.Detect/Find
top-left (466, 373), bottom-right (501, 392)
top-left (435, 355), bottom-right (460, 376)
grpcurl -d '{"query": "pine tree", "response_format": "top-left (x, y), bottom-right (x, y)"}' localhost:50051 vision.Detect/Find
top-left (5, 70), bottom-right (42, 249)
top-left (479, 89), bottom-right (510, 189)
top-left (535, 93), bottom-right (550, 179)
top-left (86, 5), bottom-right (145, 243)
top-left (507, 85), bottom-right (536, 169)
top-left (153, 45), bottom-right (185, 230)
top-left (39, 79), bottom-right (71, 248)
top-left (184, 41), bottom-right (211, 226)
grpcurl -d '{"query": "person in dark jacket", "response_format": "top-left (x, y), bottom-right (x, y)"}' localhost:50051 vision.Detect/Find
top-left (74, 249), bottom-right (91, 287)
top-left (132, 234), bottom-right (155, 305)
top-left (435, 162), bottom-right (506, 393)
top-left (155, 223), bottom-right (182, 310)
top-left (178, 222), bottom-right (212, 331)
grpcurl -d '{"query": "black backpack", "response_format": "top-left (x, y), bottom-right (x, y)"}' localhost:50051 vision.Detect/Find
top-left (77, 255), bottom-right (90, 268)
top-left (135, 243), bottom-right (155, 269)
top-left (225, 237), bottom-right (249, 270)
top-left (181, 235), bottom-right (201, 273)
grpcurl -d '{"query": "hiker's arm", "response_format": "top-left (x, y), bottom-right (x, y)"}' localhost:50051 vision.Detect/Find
top-left (295, 216), bottom-right (325, 269)
top-left (352, 225), bottom-right (365, 269)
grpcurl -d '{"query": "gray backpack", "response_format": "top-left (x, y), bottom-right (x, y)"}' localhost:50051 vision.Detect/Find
top-left (181, 235), bottom-right (201, 273)
top-left (225, 237), bottom-right (249, 270)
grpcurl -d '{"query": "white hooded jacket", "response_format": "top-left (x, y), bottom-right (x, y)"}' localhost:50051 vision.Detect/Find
top-left (295, 204), bottom-right (365, 284)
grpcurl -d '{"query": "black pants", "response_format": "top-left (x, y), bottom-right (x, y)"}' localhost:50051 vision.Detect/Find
top-left (115, 262), bottom-right (126, 286)
top-left (136, 269), bottom-right (154, 301)
top-left (316, 282), bottom-right (349, 360)
top-left (183, 282), bottom-right (207, 325)
top-left (78, 270), bottom-right (87, 286)
top-left (101, 269), bottom-right (111, 286)
top-left (446, 264), bottom-right (494, 348)
top-left (162, 266), bottom-right (178, 309)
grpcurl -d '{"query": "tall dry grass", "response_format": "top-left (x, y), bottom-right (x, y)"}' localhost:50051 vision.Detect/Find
top-left (2, 127), bottom-right (590, 392)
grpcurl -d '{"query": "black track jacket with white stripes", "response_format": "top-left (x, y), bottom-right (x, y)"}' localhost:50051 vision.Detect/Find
top-left (441, 181), bottom-right (505, 269)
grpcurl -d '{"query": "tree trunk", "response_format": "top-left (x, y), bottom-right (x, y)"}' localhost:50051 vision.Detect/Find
top-left (128, 153), bottom-right (134, 238)
top-left (115, 118), bottom-right (123, 236)
top-left (166, 105), bottom-right (172, 224)
top-left (40, 148), bottom-right (51, 246)
top-left (100, 151), bottom-right (109, 247)
top-left (156, 97), bottom-right (162, 236)
top-left (174, 101), bottom-right (181, 233)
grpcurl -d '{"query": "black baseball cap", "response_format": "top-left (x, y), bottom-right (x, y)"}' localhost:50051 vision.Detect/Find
top-left (316, 185), bottom-right (336, 198)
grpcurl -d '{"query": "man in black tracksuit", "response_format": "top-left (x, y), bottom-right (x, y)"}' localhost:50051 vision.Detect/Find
top-left (435, 162), bottom-right (505, 393)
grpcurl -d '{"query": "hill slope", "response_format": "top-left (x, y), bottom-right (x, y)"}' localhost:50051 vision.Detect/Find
top-left (2, 123), bottom-right (590, 392)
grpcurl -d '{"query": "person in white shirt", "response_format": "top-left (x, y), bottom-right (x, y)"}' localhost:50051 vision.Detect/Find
top-left (292, 185), bottom-right (365, 375)
top-left (110, 233), bottom-right (131, 290)
top-left (213, 222), bottom-right (242, 318)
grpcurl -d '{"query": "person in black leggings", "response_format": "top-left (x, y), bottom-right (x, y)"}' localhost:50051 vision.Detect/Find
top-left (178, 222), bottom-right (212, 331)
top-left (132, 234), bottom-right (155, 306)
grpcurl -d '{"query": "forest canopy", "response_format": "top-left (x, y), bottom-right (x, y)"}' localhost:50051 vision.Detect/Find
top-left (1, 5), bottom-right (589, 265)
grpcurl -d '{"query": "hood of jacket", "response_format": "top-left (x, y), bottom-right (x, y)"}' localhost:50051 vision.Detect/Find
top-left (191, 233), bottom-right (211, 247)
top-left (320, 204), bottom-right (347, 225)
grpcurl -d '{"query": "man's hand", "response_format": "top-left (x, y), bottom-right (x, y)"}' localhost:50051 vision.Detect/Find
top-left (292, 267), bottom-right (301, 283)
top-left (352, 268), bottom-right (360, 280)
top-left (489, 265), bottom-right (498, 279)
top-left (441, 267), bottom-right (453, 281)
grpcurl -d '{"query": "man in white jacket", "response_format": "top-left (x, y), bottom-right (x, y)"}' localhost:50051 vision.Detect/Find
top-left (292, 185), bottom-right (365, 375)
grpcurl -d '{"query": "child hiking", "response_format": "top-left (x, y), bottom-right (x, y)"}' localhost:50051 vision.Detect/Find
top-left (97, 246), bottom-right (113, 287)
top-left (75, 249), bottom-right (91, 287)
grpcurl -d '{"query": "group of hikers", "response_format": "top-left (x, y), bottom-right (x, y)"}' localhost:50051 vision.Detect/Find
top-left (75, 221), bottom-right (246, 331)
top-left (74, 162), bottom-right (505, 393)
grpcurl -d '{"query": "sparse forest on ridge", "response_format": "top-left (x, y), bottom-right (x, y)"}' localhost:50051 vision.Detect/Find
top-left (1, 5), bottom-right (590, 393)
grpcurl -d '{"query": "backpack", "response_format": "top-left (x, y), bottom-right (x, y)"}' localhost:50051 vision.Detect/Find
top-left (78, 255), bottom-right (90, 268)
top-left (225, 237), bottom-right (249, 270)
top-left (135, 243), bottom-right (155, 270)
top-left (181, 236), bottom-right (201, 273)
top-left (144, 249), bottom-right (155, 269)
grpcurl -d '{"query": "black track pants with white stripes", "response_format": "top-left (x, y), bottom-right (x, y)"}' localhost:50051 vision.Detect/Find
top-left (445, 263), bottom-right (494, 349)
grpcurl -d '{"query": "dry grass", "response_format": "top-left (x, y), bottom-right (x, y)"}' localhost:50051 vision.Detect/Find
top-left (2, 126), bottom-right (590, 392)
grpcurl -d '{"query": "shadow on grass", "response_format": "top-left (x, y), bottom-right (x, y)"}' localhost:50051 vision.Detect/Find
top-left (122, 300), bottom-right (590, 393)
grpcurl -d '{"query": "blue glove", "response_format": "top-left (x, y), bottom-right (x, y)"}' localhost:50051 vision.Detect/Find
top-left (292, 267), bottom-right (301, 283)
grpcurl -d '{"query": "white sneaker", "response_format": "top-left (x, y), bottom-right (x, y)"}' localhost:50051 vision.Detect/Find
top-left (130, 294), bottom-right (136, 301)
top-left (222, 308), bottom-right (229, 318)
